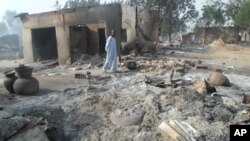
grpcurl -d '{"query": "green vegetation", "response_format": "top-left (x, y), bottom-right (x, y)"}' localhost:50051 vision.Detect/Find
top-left (235, 0), bottom-right (250, 27)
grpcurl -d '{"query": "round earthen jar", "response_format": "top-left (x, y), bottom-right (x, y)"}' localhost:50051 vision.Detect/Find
top-left (13, 65), bottom-right (39, 95)
top-left (3, 70), bottom-right (17, 94)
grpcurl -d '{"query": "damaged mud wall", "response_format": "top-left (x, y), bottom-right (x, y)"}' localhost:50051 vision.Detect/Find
top-left (138, 10), bottom-right (159, 41)
top-left (21, 4), bottom-right (122, 65)
top-left (32, 27), bottom-right (58, 61)
top-left (195, 27), bottom-right (239, 44)
top-left (121, 5), bottom-right (137, 54)
top-left (121, 6), bottom-right (160, 54)
top-left (182, 33), bottom-right (195, 44)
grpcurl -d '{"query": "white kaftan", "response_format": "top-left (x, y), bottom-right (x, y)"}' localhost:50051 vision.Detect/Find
top-left (103, 36), bottom-right (117, 72)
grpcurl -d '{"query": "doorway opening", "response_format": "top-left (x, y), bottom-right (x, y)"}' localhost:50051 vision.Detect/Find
top-left (121, 28), bottom-right (127, 42)
top-left (98, 28), bottom-right (106, 55)
top-left (32, 27), bottom-right (58, 61)
top-left (69, 25), bottom-right (88, 62)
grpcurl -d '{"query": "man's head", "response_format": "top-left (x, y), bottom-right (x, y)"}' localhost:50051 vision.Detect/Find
top-left (111, 30), bottom-right (116, 37)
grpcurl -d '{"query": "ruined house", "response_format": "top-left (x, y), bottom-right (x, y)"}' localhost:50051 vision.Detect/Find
top-left (192, 27), bottom-right (239, 44)
top-left (19, 4), bottom-right (160, 65)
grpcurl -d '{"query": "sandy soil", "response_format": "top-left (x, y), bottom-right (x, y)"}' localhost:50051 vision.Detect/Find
top-left (195, 42), bottom-right (250, 69)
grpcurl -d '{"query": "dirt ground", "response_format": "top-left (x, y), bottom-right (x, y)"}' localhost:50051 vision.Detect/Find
top-left (1, 43), bottom-right (250, 141)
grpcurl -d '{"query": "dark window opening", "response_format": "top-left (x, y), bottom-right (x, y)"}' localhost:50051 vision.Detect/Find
top-left (98, 28), bottom-right (106, 55)
top-left (32, 27), bottom-right (58, 61)
top-left (121, 29), bottom-right (127, 42)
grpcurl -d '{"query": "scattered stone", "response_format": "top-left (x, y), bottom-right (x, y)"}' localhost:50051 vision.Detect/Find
top-left (66, 57), bottom-right (71, 65)
top-left (207, 71), bottom-right (230, 86)
top-left (128, 75), bottom-right (150, 85)
top-left (196, 65), bottom-right (208, 70)
top-left (182, 60), bottom-right (195, 67)
top-left (214, 69), bottom-right (223, 72)
top-left (9, 127), bottom-right (49, 141)
top-left (82, 95), bottom-right (99, 106)
top-left (0, 110), bottom-right (13, 119)
top-left (75, 73), bottom-right (86, 79)
top-left (197, 60), bottom-right (202, 64)
top-left (191, 79), bottom-right (216, 95)
top-left (226, 66), bottom-right (235, 69)
top-left (175, 67), bottom-right (185, 74)
top-left (110, 108), bottom-right (145, 127)
top-left (231, 110), bottom-right (250, 124)
top-left (134, 132), bottom-right (153, 141)
top-left (0, 116), bottom-right (30, 139)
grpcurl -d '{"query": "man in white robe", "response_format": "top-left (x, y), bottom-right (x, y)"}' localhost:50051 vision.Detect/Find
top-left (103, 30), bottom-right (117, 72)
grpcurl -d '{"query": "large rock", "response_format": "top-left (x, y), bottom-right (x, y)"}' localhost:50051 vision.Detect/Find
top-left (0, 116), bottom-right (30, 139)
top-left (191, 79), bottom-right (216, 95)
top-left (208, 71), bottom-right (230, 86)
top-left (0, 110), bottom-right (13, 119)
top-left (9, 127), bottom-right (49, 141)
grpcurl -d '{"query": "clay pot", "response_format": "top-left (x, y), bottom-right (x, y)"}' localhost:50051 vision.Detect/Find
top-left (13, 65), bottom-right (39, 95)
top-left (3, 70), bottom-right (17, 94)
top-left (207, 71), bottom-right (230, 86)
top-left (13, 77), bottom-right (39, 95)
top-left (15, 65), bottom-right (33, 78)
top-left (125, 60), bottom-right (137, 70)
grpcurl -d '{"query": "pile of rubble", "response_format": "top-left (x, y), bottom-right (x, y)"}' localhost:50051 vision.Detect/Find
top-left (0, 108), bottom-right (51, 141)
top-left (120, 58), bottom-right (197, 75)
top-left (70, 54), bottom-right (103, 70)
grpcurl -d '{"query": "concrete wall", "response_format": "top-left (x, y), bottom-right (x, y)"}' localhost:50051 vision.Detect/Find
top-left (21, 4), bottom-right (122, 65)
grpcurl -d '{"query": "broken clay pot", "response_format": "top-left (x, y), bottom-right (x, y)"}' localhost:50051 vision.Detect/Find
top-left (13, 65), bottom-right (39, 95)
top-left (3, 70), bottom-right (17, 94)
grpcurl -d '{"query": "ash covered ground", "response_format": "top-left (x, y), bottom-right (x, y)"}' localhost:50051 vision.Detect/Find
top-left (1, 43), bottom-right (250, 141)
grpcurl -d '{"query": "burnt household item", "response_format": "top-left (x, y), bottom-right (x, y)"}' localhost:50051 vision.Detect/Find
top-left (3, 70), bottom-right (17, 94)
top-left (13, 65), bottom-right (39, 95)
top-left (243, 95), bottom-right (250, 104)
top-left (125, 60), bottom-right (137, 70)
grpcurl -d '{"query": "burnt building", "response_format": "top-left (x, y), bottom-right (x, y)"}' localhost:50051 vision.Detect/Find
top-left (19, 4), bottom-right (160, 65)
